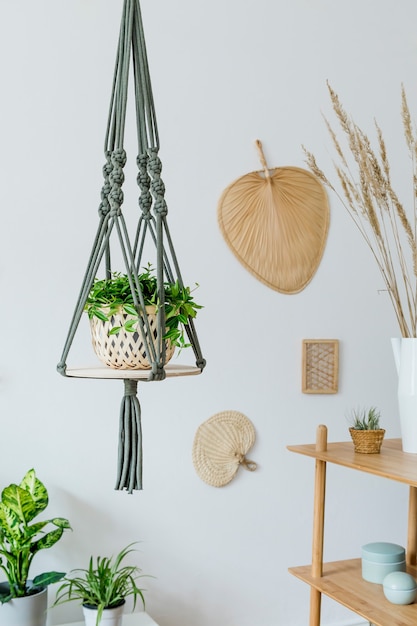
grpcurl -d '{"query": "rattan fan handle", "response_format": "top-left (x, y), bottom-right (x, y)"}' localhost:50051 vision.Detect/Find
top-left (237, 454), bottom-right (257, 471)
top-left (255, 139), bottom-right (271, 179)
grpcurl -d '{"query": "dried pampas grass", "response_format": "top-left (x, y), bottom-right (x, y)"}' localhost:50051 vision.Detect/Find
top-left (304, 83), bottom-right (417, 337)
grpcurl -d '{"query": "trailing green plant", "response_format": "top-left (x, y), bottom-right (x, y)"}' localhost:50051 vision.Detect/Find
top-left (349, 407), bottom-right (382, 430)
top-left (84, 264), bottom-right (202, 352)
top-left (0, 469), bottom-right (71, 603)
top-left (53, 543), bottom-right (147, 626)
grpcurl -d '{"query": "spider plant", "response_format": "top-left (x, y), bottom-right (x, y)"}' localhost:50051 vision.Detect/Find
top-left (53, 543), bottom-right (147, 626)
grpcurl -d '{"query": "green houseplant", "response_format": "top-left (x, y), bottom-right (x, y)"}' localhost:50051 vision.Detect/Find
top-left (0, 469), bottom-right (71, 626)
top-left (53, 543), bottom-right (146, 626)
top-left (84, 265), bottom-right (202, 369)
top-left (348, 407), bottom-right (385, 454)
top-left (0, 468), bottom-right (71, 603)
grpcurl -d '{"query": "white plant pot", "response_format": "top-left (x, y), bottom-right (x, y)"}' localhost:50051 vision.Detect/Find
top-left (82, 602), bottom-right (125, 626)
top-left (0, 584), bottom-right (47, 626)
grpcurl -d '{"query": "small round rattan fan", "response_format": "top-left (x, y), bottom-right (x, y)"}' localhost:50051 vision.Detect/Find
top-left (217, 140), bottom-right (330, 294)
top-left (192, 410), bottom-right (257, 487)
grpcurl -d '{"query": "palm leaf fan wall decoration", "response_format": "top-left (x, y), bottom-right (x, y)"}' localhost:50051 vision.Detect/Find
top-left (218, 140), bottom-right (329, 293)
top-left (57, 0), bottom-right (206, 493)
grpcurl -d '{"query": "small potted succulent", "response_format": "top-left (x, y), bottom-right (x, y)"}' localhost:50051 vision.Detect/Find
top-left (0, 469), bottom-right (71, 626)
top-left (348, 406), bottom-right (385, 454)
top-left (53, 543), bottom-right (147, 626)
top-left (85, 264), bottom-right (202, 369)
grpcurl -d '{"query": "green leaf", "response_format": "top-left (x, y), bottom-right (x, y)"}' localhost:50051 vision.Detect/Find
top-left (124, 319), bottom-right (137, 333)
top-left (123, 303), bottom-right (138, 316)
top-left (163, 328), bottom-right (179, 341)
top-left (33, 527), bottom-right (64, 552)
top-left (52, 517), bottom-right (72, 531)
top-left (1, 485), bottom-right (37, 527)
top-left (0, 588), bottom-right (13, 604)
top-left (92, 309), bottom-right (109, 322)
top-left (32, 571), bottom-right (66, 588)
top-left (0, 502), bottom-right (21, 543)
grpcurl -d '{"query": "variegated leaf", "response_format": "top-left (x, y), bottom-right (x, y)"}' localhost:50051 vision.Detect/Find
top-left (20, 469), bottom-right (48, 517)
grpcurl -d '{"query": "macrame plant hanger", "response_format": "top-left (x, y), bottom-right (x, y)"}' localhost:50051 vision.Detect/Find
top-left (57, 0), bottom-right (206, 493)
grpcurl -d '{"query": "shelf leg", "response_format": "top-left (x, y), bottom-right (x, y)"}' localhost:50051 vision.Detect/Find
top-left (407, 485), bottom-right (417, 566)
top-left (310, 425), bottom-right (328, 626)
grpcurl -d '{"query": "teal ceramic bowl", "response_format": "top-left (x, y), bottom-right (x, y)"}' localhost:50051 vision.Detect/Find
top-left (383, 571), bottom-right (417, 605)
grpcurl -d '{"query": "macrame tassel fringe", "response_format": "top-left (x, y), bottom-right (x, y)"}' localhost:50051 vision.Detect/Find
top-left (115, 379), bottom-right (143, 493)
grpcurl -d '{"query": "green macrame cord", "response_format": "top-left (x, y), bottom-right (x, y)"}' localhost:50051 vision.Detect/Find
top-left (57, 0), bottom-right (205, 493)
top-left (117, 380), bottom-right (143, 493)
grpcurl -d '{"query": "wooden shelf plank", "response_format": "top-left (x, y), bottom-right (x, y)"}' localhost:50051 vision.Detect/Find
top-left (289, 559), bottom-right (417, 626)
top-left (287, 439), bottom-right (417, 486)
top-left (64, 363), bottom-right (202, 380)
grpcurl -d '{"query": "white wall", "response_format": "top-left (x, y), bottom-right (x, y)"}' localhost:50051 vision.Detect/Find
top-left (0, 1), bottom-right (416, 625)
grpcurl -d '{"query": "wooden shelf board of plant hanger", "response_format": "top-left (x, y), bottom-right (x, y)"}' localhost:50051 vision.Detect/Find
top-left (65, 363), bottom-right (202, 380)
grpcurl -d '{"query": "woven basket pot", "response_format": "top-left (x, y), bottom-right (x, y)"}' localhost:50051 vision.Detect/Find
top-left (349, 428), bottom-right (385, 454)
top-left (89, 305), bottom-right (175, 370)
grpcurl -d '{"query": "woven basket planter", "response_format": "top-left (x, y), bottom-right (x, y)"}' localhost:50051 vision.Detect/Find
top-left (89, 305), bottom-right (175, 370)
top-left (349, 428), bottom-right (385, 454)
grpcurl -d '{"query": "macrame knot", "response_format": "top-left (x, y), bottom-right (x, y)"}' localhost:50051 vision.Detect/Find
top-left (154, 199), bottom-right (168, 216)
top-left (151, 178), bottom-right (165, 197)
top-left (98, 200), bottom-right (110, 217)
top-left (138, 193), bottom-right (152, 215)
top-left (56, 362), bottom-right (66, 376)
top-left (110, 168), bottom-right (125, 187)
top-left (111, 148), bottom-right (127, 168)
top-left (98, 152), bottom-right (113, 216)
top-left (148, 362), bottom-right (166, 381)
top-left (147, 152), bottom-right (162, 176)
top-left (124, 379), bottom-right (138, 397)
top-left (137, 170), bottom-right (150, 188)
top-left (137, 169), bottom-right (152, 212)
top-left (137, 153), bottom-right (148, 169)
top-left (103, 159), bottom-right (113, 177)
top-left (101, 181), bottom-right (111, 200)
top-left (109, 187), bottom-right (124, 212)
top-left (136, 153), bottom-right (152, 216)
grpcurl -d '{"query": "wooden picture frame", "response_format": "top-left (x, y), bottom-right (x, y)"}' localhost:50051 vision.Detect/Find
top-left (302, 339), bottom-right (339, 394)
